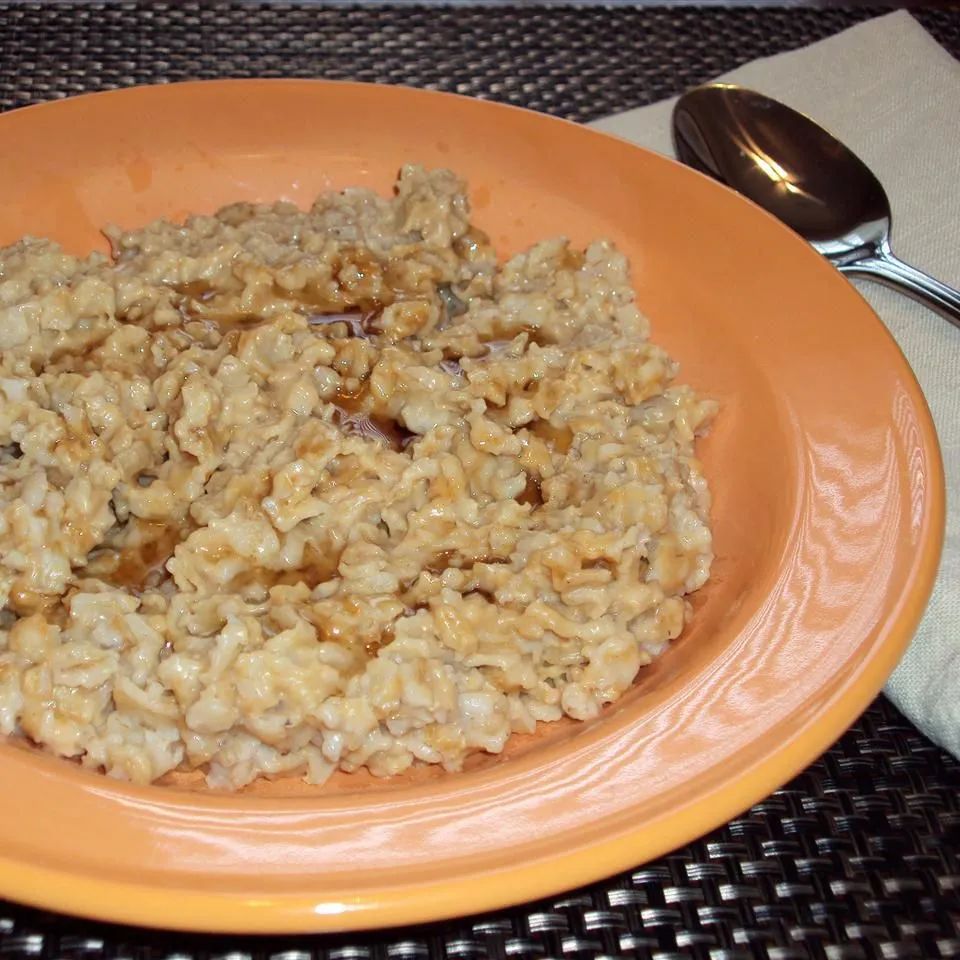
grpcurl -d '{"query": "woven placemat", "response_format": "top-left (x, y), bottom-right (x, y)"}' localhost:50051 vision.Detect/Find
top-left (0, 4), bottom-right (958, 120)
top-left (0, 4), bottom-right (958, 958)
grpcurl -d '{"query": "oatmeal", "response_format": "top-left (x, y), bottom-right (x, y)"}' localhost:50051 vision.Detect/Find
top-left (0, 166), bottom-right (715, 789)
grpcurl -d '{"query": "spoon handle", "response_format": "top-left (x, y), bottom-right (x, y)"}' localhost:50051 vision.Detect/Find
top-left (839, 245), bottom-right (960, 330)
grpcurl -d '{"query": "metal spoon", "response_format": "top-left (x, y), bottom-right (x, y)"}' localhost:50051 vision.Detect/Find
top-left (671, 83), bottom-right (960, 329)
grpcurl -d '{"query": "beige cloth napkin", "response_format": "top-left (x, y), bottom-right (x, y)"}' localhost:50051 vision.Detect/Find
top-left (590, 11), bottom-right (960, 759)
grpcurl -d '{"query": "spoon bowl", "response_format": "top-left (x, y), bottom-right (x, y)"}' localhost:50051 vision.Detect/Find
top-left (672, 84), bottom-right (960, 328)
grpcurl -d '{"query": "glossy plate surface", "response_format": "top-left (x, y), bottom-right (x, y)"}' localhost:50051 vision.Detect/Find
top-left (0, 81), bottom-right (944, 933)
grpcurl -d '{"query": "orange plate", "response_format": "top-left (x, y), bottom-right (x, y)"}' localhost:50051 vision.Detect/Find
top-left (0, 81), bottom-right (944, 933)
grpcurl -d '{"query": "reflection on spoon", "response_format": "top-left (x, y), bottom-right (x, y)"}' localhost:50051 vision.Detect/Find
top-left (671, 84), bottom-right (960, 329)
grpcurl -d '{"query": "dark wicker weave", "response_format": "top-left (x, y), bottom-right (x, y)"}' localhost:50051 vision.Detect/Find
top-left (0, 4), bottom-right (958, 957)
top-left (0, 5), bottom-right (958, 120)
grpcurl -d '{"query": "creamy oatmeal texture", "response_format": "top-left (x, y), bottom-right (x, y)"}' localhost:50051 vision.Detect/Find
top-left (0, 166), bottom-right (715, 789)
